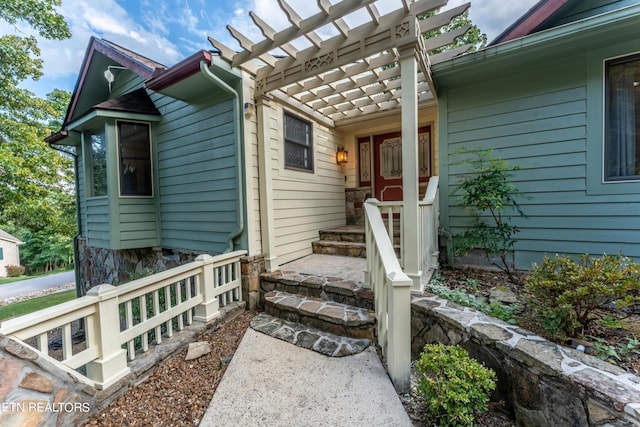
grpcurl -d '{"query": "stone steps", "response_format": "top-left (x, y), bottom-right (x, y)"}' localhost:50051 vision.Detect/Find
top-left (257, 254), bottom-right (376, 356)
top-left (260, 270), bottom-right (374, 310)
top-left (264, 290), bottom-right (375, 341)
top-left (250, 312), bottom-right (371, 357)
top-left (313, 226), bottom-right (367, 258)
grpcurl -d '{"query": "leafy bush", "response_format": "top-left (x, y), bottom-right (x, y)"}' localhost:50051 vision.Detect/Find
top-left (5, 265), bottom-right (26, 277)
top-left (451, 149), bottom-right (529, 284)
top-left (525, 253), bottom-right (640, 337)
top-left (416, 343), bottom-right (497, 426)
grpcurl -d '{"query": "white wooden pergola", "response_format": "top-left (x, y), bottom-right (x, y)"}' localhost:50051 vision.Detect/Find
top-left (209, 0), bottom-right (471, 286)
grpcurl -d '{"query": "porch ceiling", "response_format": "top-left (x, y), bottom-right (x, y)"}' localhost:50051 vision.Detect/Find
top-left (208, 0), bottom-right (472, 127)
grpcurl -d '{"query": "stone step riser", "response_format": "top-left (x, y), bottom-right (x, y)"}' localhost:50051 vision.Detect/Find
top-left (318, 230), bottom-right (366, 243)
top-left (264, 291), bottom-right (375, 341)
top-left (260, 272), bottom-right (374, 311)
top-left (319, 231), bottom-right (400, 245)
top-left (311, 241), bottom-right (366, 258)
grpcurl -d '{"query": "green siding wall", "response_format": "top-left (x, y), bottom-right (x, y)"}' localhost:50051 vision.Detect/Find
top-left (86, 197), bottom-right (110, 248)
top-left (439, 46), bottom-right (640, 269)
top-left (153, 94), bottom-right (238, 254)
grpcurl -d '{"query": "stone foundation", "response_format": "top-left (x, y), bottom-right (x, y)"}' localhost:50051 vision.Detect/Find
top-left (75, 237), bottom-right (206, 296)
top-left (75, 238), bottom-right (266, 304)
top-left (345, 187), bottom-right (371, 226)
top-left (411, 294), bottom-right (640, 426)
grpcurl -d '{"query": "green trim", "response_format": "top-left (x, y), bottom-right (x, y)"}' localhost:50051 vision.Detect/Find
top-left (585, 41), bottom-right (640, 195)
top-left (67, 109), bottom-right (161, 131)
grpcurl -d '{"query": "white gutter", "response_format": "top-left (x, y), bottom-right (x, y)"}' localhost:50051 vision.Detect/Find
top-left (199, 61), bottom-right (245, 253)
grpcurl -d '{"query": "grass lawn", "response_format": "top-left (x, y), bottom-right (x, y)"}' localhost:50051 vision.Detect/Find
top-left (0, 276), bottom-right (32, 286)
top-left (0, 268), bottom-right (74, 286)
top-left (0, 290), bottom-right (76, 322)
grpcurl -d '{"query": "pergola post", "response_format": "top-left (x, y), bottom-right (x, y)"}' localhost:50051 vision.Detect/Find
top-left (400, 47), bottom-right (422, 290)
top-left (256, 94), bottom-right (279, 272)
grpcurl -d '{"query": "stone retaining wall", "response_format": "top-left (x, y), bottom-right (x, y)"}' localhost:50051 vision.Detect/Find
top-left (0, 302), bottom-right (244, 426)
top-left (411, 294), bottom-right (640, 426)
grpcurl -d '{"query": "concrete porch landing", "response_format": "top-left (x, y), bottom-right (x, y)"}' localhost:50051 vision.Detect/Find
top-left (279, 253), bottom-right (366, 285)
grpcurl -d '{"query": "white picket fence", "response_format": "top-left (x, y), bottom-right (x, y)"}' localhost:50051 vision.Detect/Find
top-left (0, 250), bottom-right (246, 389)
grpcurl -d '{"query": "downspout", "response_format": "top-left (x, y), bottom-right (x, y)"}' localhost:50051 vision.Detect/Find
top-left (48, 141), bottom-right (82, 298)
top-left (199, 61), bottom-right (245, 253)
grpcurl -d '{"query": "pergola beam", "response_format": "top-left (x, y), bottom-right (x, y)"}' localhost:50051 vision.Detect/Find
top-left (229, 0), bottom-right (378, 67)
top-left (210, 0), bottom-right (473, 126)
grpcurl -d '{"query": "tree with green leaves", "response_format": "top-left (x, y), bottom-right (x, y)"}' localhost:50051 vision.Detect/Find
top-left (1, 1), bottom-right (74, 273)
top-left (421, 9), bottom-right (488, 55)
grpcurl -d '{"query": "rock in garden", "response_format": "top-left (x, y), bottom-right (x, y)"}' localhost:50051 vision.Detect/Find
top-left (185, 341), bottom-right (211, 361)
top-left (489, 285), bottom-right (517, 304)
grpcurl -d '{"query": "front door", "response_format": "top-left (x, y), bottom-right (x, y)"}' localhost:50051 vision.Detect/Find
top-left (372, 126), bottom-right (431, 202)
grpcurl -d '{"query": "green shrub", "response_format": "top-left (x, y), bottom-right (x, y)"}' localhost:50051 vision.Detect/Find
top-left (416, 343), bottom-right (497, 426)
top-left (451, 148), bottom-right (529, 284)
top-left (5, 265), bottom-right (26, 277)
top-left (525, 253), bottom-right (640, 338)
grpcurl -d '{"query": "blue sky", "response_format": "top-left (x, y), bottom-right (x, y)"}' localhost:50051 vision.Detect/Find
top-left (6, 0), bottom-right (539, 98)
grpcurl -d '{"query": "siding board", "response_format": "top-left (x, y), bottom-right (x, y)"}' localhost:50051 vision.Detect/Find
top-left (438, 41), bottom-right (640, 268)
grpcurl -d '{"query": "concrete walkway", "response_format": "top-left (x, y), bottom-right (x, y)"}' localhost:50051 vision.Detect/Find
top-left (200, 328), bottom-right (411, 427)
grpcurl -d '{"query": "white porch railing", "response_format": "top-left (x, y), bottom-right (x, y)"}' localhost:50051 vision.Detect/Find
top-left (364, 200), bottom-right (412, 393)
top-left (0, 250), bottom-right (246, 390)
top-left (374, 176), bottom-right (440, 274)
top-left (419, 176), bottom-right (440, 273)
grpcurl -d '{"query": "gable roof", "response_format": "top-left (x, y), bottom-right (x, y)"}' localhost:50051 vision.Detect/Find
top-left (0, 230), bottom-right (23, 244)
top-left (64, 37), bottom-right (165, 126)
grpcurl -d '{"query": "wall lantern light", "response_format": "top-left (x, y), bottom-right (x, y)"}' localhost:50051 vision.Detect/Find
top-left (336, 145), bottom-right (348, 165)
top-left (244, 102), bottom-right (255, 117)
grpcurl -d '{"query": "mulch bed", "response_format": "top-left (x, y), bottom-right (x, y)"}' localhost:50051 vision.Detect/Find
top-left (84, 310), bottom-right (256, 427)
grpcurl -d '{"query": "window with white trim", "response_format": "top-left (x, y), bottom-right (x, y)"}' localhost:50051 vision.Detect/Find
top-left (605, 53), bottom-right (640, 181)
top-left (284, 112), bottom-right (313, 172)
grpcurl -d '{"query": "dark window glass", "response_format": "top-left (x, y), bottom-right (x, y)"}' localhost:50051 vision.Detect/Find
top-left (118, 121), bottom-right (153, 196)
top-left (284, 112), bottom-right (313, 171)
top-left (88, 128), bottom-right (107, 197)
top-left (605, 54), bottom-right (640, 181)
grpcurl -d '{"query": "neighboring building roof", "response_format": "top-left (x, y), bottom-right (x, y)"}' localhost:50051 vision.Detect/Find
top-left (92, 88), bottom-right (160, 116)
top-left (0, 230), bottom-right (23, 244)
top-left (490, 0), bottom-right (575, 45)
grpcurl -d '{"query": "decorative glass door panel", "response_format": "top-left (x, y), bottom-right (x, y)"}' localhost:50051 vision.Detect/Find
top-left (373, 126), bottom-right (431, 202)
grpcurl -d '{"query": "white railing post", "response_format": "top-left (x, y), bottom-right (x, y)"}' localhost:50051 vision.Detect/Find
top-left (386, 271), bottom-right (412, 393)
top-left (194, 254), bottom-right (220, 322)
top-left (85, 284), bottom-right (130, 389)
